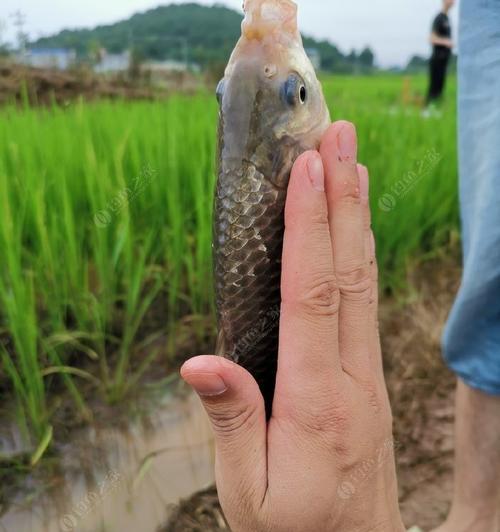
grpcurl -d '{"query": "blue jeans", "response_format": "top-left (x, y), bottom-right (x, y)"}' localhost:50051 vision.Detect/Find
top-left (442, 0), bottom-right (500, 395)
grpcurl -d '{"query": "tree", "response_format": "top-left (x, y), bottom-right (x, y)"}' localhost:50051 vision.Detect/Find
top-left (358, 47), bottom-right (375, 70)
top-left (87, 39), bottom-right (103, 64)
top-left (0, 18), bottom-right (8, 56)
top-left (11, 10), bottom-right (29, 53)
top-left (406, 55), bottom-right (428, 73)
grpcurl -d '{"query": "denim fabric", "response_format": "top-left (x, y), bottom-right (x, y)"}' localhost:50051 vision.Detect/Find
top-left (442, 0), bottom-right (500, 395)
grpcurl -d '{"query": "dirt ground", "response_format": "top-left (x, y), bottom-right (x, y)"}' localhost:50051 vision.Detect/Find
top-left (161, 252), bottom-right (462, 532)
top-left (0, 62), bottom-right (175, 106)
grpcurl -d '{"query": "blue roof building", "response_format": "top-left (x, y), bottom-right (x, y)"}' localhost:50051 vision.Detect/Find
top-left (17, 48), bottom-right (77, 70)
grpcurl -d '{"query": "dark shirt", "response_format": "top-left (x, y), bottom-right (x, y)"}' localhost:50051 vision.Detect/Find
top-left (431, 12), bottom-right (452, 59)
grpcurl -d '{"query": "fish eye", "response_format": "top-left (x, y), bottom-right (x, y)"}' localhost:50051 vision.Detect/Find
top-left (283, 74), bottom-right (307, 106)
top-left (216, 79), bottom-right (225, 104)
top-left (299, 85), bottom-right (307, 104)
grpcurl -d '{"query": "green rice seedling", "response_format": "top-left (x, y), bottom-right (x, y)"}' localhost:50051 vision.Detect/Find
top-left (0, 75), bottom-right (458, 453)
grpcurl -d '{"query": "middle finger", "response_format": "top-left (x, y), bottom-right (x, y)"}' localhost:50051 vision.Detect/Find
top-left (320, 121), bottom-right (373, 381)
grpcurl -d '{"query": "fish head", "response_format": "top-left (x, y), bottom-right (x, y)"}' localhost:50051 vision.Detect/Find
top-left (217, 0), bottom-right (330, 186)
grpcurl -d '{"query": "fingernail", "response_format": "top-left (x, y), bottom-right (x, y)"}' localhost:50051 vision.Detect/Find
top-left (338, 123), bottom-right (357, 162)
top-left (184, 372), bottom-right (228, 397)
top-left (307, 152), bottom-right (325, 191)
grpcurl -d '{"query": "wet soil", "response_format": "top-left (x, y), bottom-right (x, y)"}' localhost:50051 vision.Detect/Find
top-left (0, 389), bottom-right (215, 532)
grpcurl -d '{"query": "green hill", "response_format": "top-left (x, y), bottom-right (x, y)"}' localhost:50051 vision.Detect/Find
top-left (33, 3), bottom-right (375, 73)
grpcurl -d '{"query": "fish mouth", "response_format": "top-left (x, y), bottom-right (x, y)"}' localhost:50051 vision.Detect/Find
top-left (242, 0), bottom-right (299, 42)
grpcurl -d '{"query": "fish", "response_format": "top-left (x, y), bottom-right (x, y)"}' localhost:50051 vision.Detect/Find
top-left (213, 0), bottom-right (331, 417)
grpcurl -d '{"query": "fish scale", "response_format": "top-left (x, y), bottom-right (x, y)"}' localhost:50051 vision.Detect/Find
top-left (214, 164), bottom-right (286, 413)
top-left (213, 0), bottom-right (330, 417)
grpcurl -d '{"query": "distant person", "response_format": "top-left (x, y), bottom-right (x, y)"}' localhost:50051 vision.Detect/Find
top-left (426, 0), bottom-right (455, 106)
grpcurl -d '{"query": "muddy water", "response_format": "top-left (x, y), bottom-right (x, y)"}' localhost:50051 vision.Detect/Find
top-left (0, 385), bottom-right (215, 532)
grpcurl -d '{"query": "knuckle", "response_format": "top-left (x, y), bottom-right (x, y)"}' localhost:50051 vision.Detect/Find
top-left (336, 262), bottom-right (371, 299)
top-left (308, 209), bottom-right (329, 228)
top-left (292, 276), bottom-right (340, 317)
top-left (293, 397), bottom-right (351, 438)
top-left (302, 408), bottom-right (350, 436)
top-left (208, 403), bottom-right (257, 437)
top-left (340, 188), bottom-right (362, 202)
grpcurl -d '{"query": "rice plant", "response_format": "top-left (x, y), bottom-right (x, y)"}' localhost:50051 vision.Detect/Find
top-left (0, 75), bottom-right (458, 456)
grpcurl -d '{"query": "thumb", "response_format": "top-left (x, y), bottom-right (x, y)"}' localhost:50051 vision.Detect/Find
top-left (181, 356), bottom-right (267, 500)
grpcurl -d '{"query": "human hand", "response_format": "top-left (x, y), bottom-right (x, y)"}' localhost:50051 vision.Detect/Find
top-left (181, 121), bottom-right (405, 532)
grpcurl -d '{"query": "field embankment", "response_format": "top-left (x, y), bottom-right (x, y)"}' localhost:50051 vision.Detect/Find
top-left (0, 62), bottom-right (200, 106)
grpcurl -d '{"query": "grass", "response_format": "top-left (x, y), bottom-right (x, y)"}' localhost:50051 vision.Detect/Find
top-left (0, 74), bottom-right (459, 456)
top-left (322, 75), bottom-right (459, 290)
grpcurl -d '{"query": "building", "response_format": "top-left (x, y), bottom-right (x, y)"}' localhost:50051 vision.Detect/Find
top-left (142, 60), bottom-right (200, 74)
top-left (94, 50), bottom-right (131, 74)
top-left (17, 48), bottom-right (76, 70)
top-left (140, 60), bottom-right (201, 89)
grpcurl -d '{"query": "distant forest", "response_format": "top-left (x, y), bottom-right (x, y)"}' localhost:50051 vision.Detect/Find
top-left (33, 3), bottom-right (379, 74)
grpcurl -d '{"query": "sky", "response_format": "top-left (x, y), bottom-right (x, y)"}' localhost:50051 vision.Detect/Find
top-left (0, 0), bottom-right (459, 68)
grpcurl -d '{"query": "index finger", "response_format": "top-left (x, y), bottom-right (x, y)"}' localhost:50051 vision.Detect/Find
top-left (273, 150), bottom-right (342, 421)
